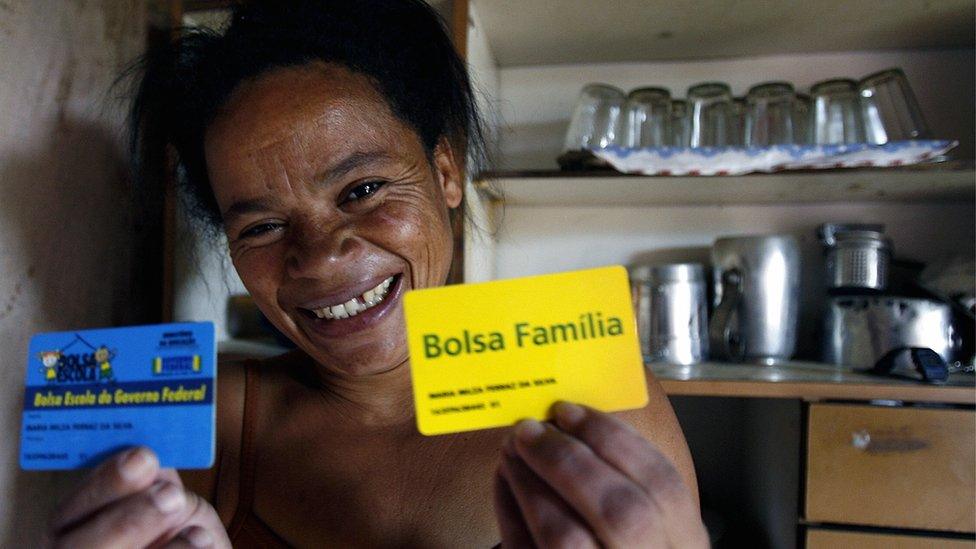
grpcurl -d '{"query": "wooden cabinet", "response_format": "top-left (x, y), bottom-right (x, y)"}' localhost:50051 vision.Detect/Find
top-left (806, 404), bottom-right (975, 533)
top-left (806, 529), bottom-right (974, 549)
top-left (659, 366), bottom-right (975, 546)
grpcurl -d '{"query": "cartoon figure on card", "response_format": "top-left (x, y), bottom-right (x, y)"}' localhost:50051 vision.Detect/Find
top-left (39, 351), bottom-right (62, 382)
top-left (94, 346), bottom-right (115, 381)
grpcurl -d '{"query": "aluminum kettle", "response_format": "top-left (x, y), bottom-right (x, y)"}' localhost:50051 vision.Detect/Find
top-left (709, 234), bottom-right (801, 363)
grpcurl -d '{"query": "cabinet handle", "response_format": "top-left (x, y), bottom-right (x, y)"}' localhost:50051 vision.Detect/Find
top-left (850, 429), bottom-right (929, 453)
top-left (851, 430), bottom-right (871, 450)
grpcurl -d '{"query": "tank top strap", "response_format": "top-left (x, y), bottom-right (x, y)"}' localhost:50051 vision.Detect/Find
top-left (227, 359), bottom-right (262, 539)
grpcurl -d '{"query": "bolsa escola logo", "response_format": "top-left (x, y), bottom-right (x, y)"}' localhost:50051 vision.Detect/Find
top-left (40, 335), bottom-right (116, 384)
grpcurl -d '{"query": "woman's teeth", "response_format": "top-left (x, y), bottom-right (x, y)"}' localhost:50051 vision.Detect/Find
top-left (311, 276), bottom-right (394, 320)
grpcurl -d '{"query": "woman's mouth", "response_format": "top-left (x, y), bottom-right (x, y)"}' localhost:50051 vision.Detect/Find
top-left (307, 275), bottom-right (395, 319)
top-left (295, 274), bottom-right (405, 338)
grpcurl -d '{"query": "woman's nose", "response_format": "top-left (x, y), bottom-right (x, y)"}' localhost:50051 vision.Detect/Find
top-left (283, 219), bottom-right (361, 280)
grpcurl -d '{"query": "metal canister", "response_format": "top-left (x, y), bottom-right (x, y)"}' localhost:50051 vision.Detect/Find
top-left (820, 223), bottom-right (892, 291)
top-left (647, 263), bottom-right (709, 365)
top-left (628, 265), bottom-right (653, 358)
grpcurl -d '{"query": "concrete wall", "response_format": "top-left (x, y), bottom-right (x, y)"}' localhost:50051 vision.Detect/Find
top-left (0, 0), bottom-right (147, 543)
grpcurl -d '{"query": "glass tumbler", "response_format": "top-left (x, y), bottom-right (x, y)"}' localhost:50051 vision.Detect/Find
top-left (794, 93), bottom-right (813, 145)
top-left (687, 82), bottom-right (733, 147)
top-left (563, 83), bottom-right (627, 151)
top-left (858, 68), bottom-right (929, 144)
top-left (624, 87), bottom-right (672, 148)
top-left (744, 81), bottom-right (797, 146)
top-left (810, 78), bottom-right (865, 144)
top-left (670, 99), bottom-right (691, 147)
top-left (728, 97), bottom-right (747, 146)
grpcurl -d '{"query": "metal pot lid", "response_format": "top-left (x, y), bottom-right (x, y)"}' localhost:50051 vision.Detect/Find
top-left (832, 229), bottom-right (892, 250)
top-left (818, 222), bottom-right (886, 246)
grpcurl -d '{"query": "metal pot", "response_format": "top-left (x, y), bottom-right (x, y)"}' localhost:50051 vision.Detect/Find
top-left (823, 296), bottom-right (962, 370)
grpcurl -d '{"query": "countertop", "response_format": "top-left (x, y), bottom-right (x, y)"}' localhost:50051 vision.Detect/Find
top-left (652, 361), bottom-right (975, 404)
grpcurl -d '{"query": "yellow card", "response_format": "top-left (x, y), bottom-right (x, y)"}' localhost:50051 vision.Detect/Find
top-left (404, 266), bottom-right (648, 436)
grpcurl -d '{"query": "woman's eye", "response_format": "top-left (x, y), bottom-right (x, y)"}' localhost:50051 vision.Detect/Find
top-left (343, 180), bottom-right (386, 203)
top-left (240, 222), bottom-right (283, 239)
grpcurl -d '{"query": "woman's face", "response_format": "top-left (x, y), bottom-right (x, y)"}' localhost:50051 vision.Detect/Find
top-left (204, 62), bottom-right (462, 376)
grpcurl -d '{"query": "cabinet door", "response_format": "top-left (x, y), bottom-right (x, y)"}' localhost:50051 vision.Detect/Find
top-left (807, 528), bottom-right (974, 548)
top-left (806, 403), bottom-right (975, 532)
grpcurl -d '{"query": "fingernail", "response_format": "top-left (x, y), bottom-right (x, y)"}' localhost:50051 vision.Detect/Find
top-left (514, 419), bottom-right (545, 442)
top-left (150, 481), bottom-right (185, 514)
top-left (119, 447), bottom-right (156, 481)
top-left (553, 401), bottom-right (585, 427)
top-left (183, 526), bottom-right (213, 548)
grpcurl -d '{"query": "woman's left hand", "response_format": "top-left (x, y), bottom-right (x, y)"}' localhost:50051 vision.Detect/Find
top-left (493, 402), bottom-right (709, 548)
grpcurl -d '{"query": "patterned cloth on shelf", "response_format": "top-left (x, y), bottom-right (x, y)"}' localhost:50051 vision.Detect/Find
top-left (588, 140), bottom-right (958, 176)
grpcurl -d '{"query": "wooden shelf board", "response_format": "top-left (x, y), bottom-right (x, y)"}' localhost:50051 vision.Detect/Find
top-left (476, 163), bottom-right (976, 207)
top-left (475, 0), bottom-right (974, 66)
top-left (652, 362), bottom-right (975, 405)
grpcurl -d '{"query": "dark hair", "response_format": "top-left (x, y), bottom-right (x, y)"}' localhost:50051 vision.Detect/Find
top-left (125, 0), bottom-right (486, 227)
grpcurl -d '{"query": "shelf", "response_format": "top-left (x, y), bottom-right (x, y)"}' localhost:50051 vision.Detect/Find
top-left (475, 0), bottom-right (974, 66)
top-left (652, 361), bottom-right (975, 405)
top-left (475, 163), bottom-right (976, 207)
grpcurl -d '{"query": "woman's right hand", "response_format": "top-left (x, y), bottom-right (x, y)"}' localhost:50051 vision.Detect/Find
top-left (42, 447), bottom-right (230, 549)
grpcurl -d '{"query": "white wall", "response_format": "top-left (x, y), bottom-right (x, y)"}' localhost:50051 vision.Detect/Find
top-left (494, 203), bottom-right (975, 279)
top-left (496, 49), bottom-right (976, 169)
top-left (464, 0), bottom-right (501, 282)
top-left (0, 0), bottom-right (147, 543)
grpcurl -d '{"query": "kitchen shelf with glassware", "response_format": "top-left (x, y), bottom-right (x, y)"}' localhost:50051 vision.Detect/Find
top-left (476, 68), bottom-right (973, 205)
top-left (470, 68), bottom-right (974, 388)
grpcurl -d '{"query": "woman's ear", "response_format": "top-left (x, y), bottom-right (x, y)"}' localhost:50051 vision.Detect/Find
top-left (433, 138), bottom-right (463, 209)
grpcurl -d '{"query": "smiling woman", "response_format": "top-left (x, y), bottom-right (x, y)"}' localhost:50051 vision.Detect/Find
top-left (205, 62), bottom-right (461, 375)
top-left (42, 1), bottom-right (707, 548)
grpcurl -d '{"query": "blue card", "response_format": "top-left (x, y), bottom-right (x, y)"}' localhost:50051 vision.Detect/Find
top-left (20, 322), bottom-right (216, 470)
